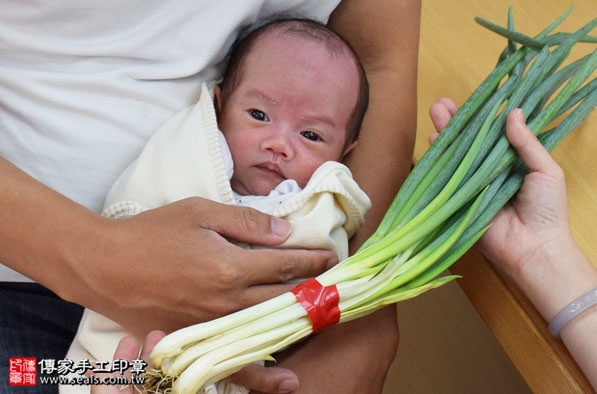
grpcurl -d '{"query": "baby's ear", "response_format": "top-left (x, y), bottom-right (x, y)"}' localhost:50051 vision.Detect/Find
top-left (213, 85), bottom-right (223, 114)
top-left (342, 140), bottom-right (359, 157)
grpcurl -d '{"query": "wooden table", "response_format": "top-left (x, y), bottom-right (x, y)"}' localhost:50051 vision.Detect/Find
top-left (417, 1), bottom-right (596, 392)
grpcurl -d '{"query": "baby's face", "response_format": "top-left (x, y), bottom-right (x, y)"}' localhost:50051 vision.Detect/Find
top-left (216, 33), bottom-right (359, 196)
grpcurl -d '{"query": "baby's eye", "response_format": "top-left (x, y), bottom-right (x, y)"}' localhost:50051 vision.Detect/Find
top-left (300, 131), bottom-right (320, 142)
top-left (250, 109), bottom-right (270, 122)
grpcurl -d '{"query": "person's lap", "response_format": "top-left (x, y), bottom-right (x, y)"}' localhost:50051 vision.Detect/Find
top-left (0, 282), bottom-right (83, 394)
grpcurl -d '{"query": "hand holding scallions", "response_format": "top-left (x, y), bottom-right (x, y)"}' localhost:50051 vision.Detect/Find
top-left (430, 101), bottom-right (597, 390)
top-left (90, 331), bottom-right (165, 394)
top-left (89, 330), bottom-right (302, 394)
top-left (475, 109), bottom-right (597, 390)
top-left (428, 102), bottom-right (572, 276)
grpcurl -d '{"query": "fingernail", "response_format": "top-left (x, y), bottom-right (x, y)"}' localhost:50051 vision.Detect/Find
top-left (279, 379), bottom-right (299, 393)
top-left (325, 256), bottom-right (339, 270)
top-left (271, 217), bottom-right (291, 238)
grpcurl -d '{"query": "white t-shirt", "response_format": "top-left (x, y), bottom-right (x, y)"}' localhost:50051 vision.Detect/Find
top-left (0, 0), bottom-right (340, 282)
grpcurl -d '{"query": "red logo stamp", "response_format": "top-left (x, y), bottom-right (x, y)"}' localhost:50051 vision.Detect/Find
top-left (9, 357), bottom-right (37, 386)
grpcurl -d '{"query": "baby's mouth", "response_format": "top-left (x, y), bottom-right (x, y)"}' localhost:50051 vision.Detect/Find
top-left (256, 162), bottom-right (285, 180)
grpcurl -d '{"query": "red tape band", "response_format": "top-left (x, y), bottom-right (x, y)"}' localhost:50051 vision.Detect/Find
top-left (291, 278), bottom-right (340, 333)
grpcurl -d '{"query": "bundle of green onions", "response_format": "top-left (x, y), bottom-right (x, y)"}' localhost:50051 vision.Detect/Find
top-left (146, 8), bottom-right (596, 394)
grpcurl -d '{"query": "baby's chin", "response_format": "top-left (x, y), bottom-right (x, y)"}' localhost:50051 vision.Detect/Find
top-left (252, 181), bottom-right (284, 196)
top-left (231, 178), bottom-right (282, 197)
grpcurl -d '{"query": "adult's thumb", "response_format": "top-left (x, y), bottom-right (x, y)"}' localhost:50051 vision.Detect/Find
top-left (190, 198), bottom-right (292, 246)
top-left (505, 108), bottom-right (553, 174)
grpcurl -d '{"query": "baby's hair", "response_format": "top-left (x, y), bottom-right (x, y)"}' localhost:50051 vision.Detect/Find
top-left (219, 17), bottom-right (369, 147)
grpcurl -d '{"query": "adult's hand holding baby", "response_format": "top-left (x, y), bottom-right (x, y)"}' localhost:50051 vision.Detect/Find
top-left (82, 197), bottom-right (337, 338)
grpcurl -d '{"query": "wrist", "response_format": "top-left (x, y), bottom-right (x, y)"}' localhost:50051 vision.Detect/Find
top-left (548, 287), bottom-right (597, 337)
top-left (0, 165), bottom-right (101, 305)
top-left (50, 207), bottom-right (110, 307)
top-left (516, 235), bottom-right (597, 321)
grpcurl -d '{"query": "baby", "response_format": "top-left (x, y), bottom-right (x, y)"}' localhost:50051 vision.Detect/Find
top-left (64, 18), bottom-right (371, 394)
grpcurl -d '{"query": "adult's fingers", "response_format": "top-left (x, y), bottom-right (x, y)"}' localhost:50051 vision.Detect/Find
top-left (111, 337), bottom-right (140, 364)
top-left (140, 330), bottom-right (166, 363)
top-left (236, 247), bottom-right (337, 287)
top-left (505, 109), bottom-right (562, 176)
top-left (88, 332), bottom-right (164, 394)
top-left (228, 363), bottom-right (299, 394)
top-left (219, 247), bottom-right (337, 311)
top-left (429, 97), bottom-right (458, 133)
top-left (88, 337), bottom-right (139, 394)
top-left (184, 198), bottom-right (292, 246)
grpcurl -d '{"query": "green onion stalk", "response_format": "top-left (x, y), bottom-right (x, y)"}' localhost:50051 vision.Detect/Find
top-left (145, 8), bottom-right (596, 394)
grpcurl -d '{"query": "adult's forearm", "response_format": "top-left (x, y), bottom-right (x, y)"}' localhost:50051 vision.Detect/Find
top-left (330, 0), bottom-right (420, 252)
top-left (346, 67), bottom-right (417, 251)
top-left (515, 238), bottom-right (597, 389)
top-left (274, 307), bottom-right (399, 394)
top-left (561, 299), bottom-right (597, 391)
top-left (516, 237), bottom-right (596, 320)
top-left (0, 156), bottom-right (101, 301)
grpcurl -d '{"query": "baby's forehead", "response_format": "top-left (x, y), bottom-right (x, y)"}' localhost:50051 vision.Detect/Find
top-left (244, 26), bottom-right (358, 82)
top-left (255, 22), bottom-right (349, 56)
